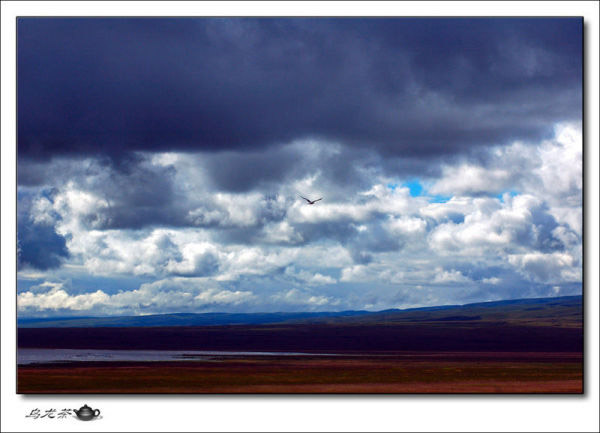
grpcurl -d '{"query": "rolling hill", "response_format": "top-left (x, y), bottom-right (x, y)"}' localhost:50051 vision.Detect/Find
top-left (18, 295), bottom-right (582, 328)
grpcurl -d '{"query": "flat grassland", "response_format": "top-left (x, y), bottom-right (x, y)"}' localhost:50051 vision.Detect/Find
top-left (17, 319), bottom-right (583, 393)
top-left (18, 352), bottom-right (582, 394)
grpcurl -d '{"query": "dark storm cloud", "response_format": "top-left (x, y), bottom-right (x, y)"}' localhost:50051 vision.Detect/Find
top-left (18, 155), bottom-right (190, 230)
top-left (17, 192), bottom-right (69, 270)
top-left (351, 222), bottom-right (404, 253)
top-left (528, 203), bottom-right (572, 253)
top-left (203, 141), bottom-right (377, 195)
top-left (95, 162), bottom-right (185, 229)
top-left (204, 147), bottom-right (301, 193)
top-left (172, 251), bottom-right (220, 277)
top-left (18, 17), bottom-right (582, 164)
top-left (17, 222), bottom-right (70, 270)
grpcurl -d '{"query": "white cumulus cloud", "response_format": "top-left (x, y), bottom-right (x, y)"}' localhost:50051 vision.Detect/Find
top-left (507, 252), bottom-right (580, 283)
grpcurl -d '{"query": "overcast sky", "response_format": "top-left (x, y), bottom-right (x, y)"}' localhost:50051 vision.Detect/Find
top-left (16, 17), bottom-right (582, 317)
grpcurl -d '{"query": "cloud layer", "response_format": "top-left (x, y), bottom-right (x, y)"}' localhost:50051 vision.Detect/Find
top-left (17, 124), bottom-right (582, 314)
top-left (18, 18), bottom-right (581, 163)
top-left (16, 18), bottom-right (582, 316)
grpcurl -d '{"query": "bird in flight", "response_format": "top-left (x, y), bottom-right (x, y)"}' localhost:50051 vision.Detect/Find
top-left (300, 195), bottom-right (323, 205)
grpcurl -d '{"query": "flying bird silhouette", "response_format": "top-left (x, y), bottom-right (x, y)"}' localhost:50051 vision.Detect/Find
top-left (300, 196), bottom-right (323, 205)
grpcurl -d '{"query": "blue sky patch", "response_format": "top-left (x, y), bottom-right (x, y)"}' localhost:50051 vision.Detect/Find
top-left (402, 180), bottom-right (423, 197)
top-left (428, 195), bottom-right (452, 203)
top-left (497, 190), bottom-right (520, 202)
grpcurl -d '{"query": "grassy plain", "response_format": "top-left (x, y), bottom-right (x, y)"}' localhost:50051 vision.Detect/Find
top-left (17, 296), bottom-right (583, 393)
top-left (18, 352), bottom-right (582, 393)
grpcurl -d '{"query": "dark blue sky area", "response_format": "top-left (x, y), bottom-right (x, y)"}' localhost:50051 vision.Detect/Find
top-left (18, 18), bottom-right (582, 164)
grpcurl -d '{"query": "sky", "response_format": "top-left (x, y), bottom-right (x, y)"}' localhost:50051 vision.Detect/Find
top-left (16, 17), bottom-right (583, 317)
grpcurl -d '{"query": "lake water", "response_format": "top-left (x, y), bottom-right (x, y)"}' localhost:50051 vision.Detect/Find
top-left (17, 348), bottom-right (340, 364)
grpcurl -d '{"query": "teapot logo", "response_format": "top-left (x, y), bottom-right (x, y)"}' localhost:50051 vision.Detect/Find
top-left (74, 404), bottom-right (100, 421)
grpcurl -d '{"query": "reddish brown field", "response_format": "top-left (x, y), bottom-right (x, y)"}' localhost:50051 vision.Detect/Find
top-left (17, 352), bottom-right (582, 394)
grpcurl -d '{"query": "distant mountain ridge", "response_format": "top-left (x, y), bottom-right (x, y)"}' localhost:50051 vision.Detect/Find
top-left (18, 295), bottom-right (582, 328)
top-left (17, 310), bottom-right (373, 328)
